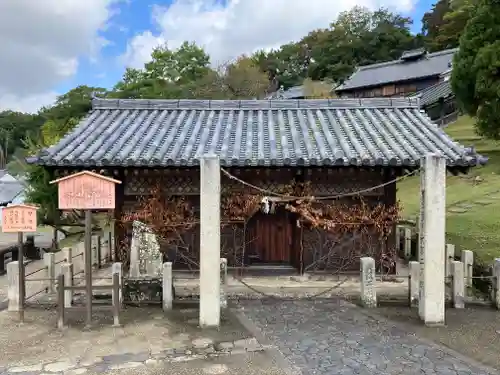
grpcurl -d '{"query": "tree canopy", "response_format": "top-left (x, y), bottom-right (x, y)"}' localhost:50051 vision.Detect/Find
top-left (451, 0), bottom-right (500, 139)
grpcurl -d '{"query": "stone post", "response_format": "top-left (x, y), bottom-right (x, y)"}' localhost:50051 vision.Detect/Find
top-left (360, 257), bottom-right (377, 308)
top-left (199, 155), bottom-right (221, 327)
top-left (91, 236), bottom-right (98, 268)
top-left (418, 154), bottom-right (446, 326)
top-left (445, 244), bottom-right (455, 279)
top-left (44, 252), bottom-right (56, 294)
top-left (7, 261), bottom-right (20, 312)
top-left (461, 250), bottom-right (473, 290)
top-left (129, 227), bottom-right (141, 277)
top-left (96, 236), bottom-right (102, 269)
top-left (220, 258), bottom-right (228, 309)
top-left (395, 226), bottom-right (401, 252)
top-left (107, 230), bottom-right (112, 263)
top-left (63, 247), bottom-right (72, 263)
top-left (61, 263), bottom-right (74, 308)
top-left (112, 262), bottom-right (123, 304)
top-left (493, 259), bottom-right (500, 310)
top-left (404, 228), bottom-right (412, 260)
top-left (162, 262), bottom-right (173, 311)
top-left (409, 261), bottom-right (420, 306)
top-left (451, 261), bottom-right (464, 308)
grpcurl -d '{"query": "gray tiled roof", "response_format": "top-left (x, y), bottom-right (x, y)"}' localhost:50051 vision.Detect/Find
top-left (30, 98), bottom-right (481, 168)
top-left (0, 180), bottom-right (24, 205)
top-left (337, 48), bottom-right (457, 92)
top-left (266, 85), bottom-right (306, 99)
top-left (411, 79), bottom-right (454, 107)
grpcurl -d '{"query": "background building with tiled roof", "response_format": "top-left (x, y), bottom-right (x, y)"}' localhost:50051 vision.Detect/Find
top-left (335, 48), bottom-right (456, 99)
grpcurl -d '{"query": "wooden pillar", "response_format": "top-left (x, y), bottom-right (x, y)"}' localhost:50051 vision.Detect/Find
top-left (113, 169), bottom-right (125, 263)
top-left (383, 168), bottom-right (397, 272)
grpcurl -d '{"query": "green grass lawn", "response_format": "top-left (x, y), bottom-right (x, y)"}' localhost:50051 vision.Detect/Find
top-left (397, 116), bottom-right (500, 265)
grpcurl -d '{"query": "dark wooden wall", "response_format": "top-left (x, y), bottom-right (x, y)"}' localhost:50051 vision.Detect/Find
top-left (339, 76), bottom-right (440, 99)
top-left (111, 167), bottom-right (397, 273)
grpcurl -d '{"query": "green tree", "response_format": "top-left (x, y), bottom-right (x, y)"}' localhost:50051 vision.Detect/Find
top-left (112, 42), bottom-right (211, 99)
top-left (306, 7), bottom-right (418, 83)
top-left (432, 0), bottom-right (477, 51)
top-left (193, 56), bottom-right (270, 99)
top-left (451, 0), bottom-right (500, 138)
top-left (421, 0), bottom-right (453, 51)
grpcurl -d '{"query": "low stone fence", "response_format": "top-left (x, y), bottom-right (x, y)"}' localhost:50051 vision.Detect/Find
top-left (359, 252), bottom-right (500, 310)
top-left (122, 259), bottom-right (228, 311)
top-left (6, 233), bottom-right (113, 309)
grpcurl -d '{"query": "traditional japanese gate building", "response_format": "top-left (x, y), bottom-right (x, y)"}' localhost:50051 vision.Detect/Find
top-left (29, 98), bottom-right (482, 274)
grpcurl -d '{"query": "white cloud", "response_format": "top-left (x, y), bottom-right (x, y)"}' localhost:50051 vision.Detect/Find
top-left (0, 0), bottom-right (118, 113)
top-left (122, 0), bottom-right (417, 69)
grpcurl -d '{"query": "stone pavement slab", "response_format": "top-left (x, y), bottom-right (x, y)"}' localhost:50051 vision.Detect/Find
top-left (236, 298), bottom-right (500, 375)
top-left (0, 303), bottom-right (281, 375)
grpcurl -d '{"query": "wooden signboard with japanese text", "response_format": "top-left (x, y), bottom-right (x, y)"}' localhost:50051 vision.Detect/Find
top-left (50, 171), bottom-right (122, 210)
top-left (1, 205), bottom-right (38, 233)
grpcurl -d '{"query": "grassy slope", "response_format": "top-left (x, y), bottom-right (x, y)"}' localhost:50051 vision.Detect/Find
top-left (397, 116), bottom-right (500, 265)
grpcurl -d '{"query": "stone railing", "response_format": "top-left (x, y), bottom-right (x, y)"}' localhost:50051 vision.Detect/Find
top-left (359, 251), bottom-right (500, 310)
top-left (6, 232), bottom-right (114, 310)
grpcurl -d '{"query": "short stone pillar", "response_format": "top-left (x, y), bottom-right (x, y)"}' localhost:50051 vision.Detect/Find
top-left (395, 226), bottom-right (402, 252)
top-left (451, 261), bottom-right (465, 309)
top-left (404, 228), bottom-right (412, 260)
top-left (96, 236), bottom-right (102, 268)
top-left (199, 155), bottom-right (221, 327)
top-left (112, 262), bottom-right (123, 304)
top-left (92, 236), bottom-right (98, 268)
top-left (61, 263), bottom-right (74, 308)
top-left (44, 252), bottom-right (56, 294)
top-left (220, 258), bottom-right (228, 309)
top-left (63, 247), bottom-right (72, 263)
top-left (409, 261), bottom-right (420, 306)
top-left (7, 261), bottom-right (20, 312)
top-left (445, 244), bottom-right (455, 279)
top-left (461, 250), bottom-right (473, 290)
top-left (418, 154), bottom-right (446, 326)
top-left (493, 259), bottom-right (500, 310)
top-left (162, 262), bottom-right (173, 311)
top-left (360, 257), bottom-right (377, 308)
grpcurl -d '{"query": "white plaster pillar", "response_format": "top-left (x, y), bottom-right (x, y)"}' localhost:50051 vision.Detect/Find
top-left (404, 228), bottom-right (412, 260)
top-left (360, 257), bottom-right (377, 308)
top-left (445, 244), bottom-right (455, 279)
top-left (451, 260), bottom-right (464, 309)
top-left (409, 261), bottom-right (420, 306)
top-left (461, 250), bottom-right (473, 290)
top-left (162, 262), bottom-right (173, 311)
top-left (418, 154), bottom-right (446, 326)
top-left (7, 261), bottom-right (20, 312)
top-left (199, 155), bottom-right (221, 327)
top-left (61, 262), bottom-right (74, 308)
top-left (493, 259), bottom-right (500, 310)
top-left (112, 262), bottom-right (123, 304)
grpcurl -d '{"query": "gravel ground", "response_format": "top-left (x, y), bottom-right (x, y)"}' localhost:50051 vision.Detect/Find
top-left (237, 298), bottom-right (500, 375)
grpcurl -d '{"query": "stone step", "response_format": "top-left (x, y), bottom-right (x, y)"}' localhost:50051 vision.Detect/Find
top-left (447, 208), bottom-right (469, 214)
top-left (473, 200), bottom-right (493, 206)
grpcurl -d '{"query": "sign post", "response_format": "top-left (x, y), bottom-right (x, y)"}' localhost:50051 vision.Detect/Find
top-left (1, 204), bottom-right (39, 322)
top-left (50, 171), bottom-right (121, 328)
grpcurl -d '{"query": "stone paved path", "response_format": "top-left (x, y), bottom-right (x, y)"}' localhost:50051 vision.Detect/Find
top-left (237, 298), bottom-right (500, 375)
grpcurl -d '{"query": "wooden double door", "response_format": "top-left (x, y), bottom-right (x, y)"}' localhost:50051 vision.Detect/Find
top-left (245, 208), bottom-right (299, 267)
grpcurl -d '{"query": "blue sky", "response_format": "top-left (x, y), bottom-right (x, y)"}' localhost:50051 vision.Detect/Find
top-left (58, 0), bottom-right (434, 95)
